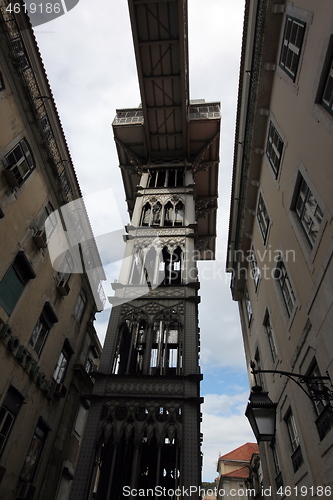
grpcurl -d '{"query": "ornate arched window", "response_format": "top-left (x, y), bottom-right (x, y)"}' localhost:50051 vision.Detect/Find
top-left (113, 315), bottom-right (148, 375)
top-left (174, 201), bottom-right (184, 226)
top-left (151, 202), bottom-right (162, 226)
top-left (144, 246), bottom-right (157, 285)
top-left (131, 248), bottom-right (144, 284)
top-left (162, 246), bottom-right (182, 285)
top-left (163, 202), bottom-right (174, 227)
top-left (150, 312), bottom-right (182, 375)
top-left (141, 203), bottom-right (152, 226)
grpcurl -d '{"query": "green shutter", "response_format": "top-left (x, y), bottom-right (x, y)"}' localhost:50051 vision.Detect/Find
top-left (0, 267), bottom-right (25, 315)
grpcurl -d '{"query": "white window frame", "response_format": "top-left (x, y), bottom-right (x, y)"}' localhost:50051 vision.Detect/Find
top-left (279, 16), bottom-right (306, 82)
top-left (294, 175), bottom-right (324, 248)
top-left (4, 138), bottom-right (35, 186)
top-left (29, 315), bottom-right (50, 356)
top-left (285, 411), bottom-right (300, 452)
top-left (263, 310), bottom-right (278, 363)
top-left (266, 121), bottom-right (284, 178)
top-left (249, 246), bottom-right (261, 291)
top-left (74, 289), bottom-right (87, 323)
top-left (256, 193), bottom-right (270, 244)
top-left (244, 286), bottom-right (253, 326)
top-left (274, 257), bottom-right (296, 318)
top-left (288, 165), bottom-right (328, 266)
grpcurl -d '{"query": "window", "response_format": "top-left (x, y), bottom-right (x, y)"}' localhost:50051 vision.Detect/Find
top-left (161, 246), bottom-right (182, 285)
top-left (29, 317), bottom-right (49, 356)
top-left (266, 122), bottom-right (283, 177)
top-left (294, 176), bottom-right (323, 248)
top-left (249, 247), bottom-right (260, 290)
top-left (73, 401), bottom-right (89, 438)
top-left (285, 410), bottom-right (303, 472)
top-left (274, 258), bottom-right (296, 317)
top-left (147, 168), bottom-right (184, 188)
top-left (141, 203), bottom-right (152, 226)
top-left (321, 40), bottom-right (333, 115)
top-left (244, 287), bottom-right (252, 325)
top-left (84, 346), bottom-right (98, 373)
top-left (286, 411), bottom-right (300, 451)
top-left (53, 339), bottom-right (74, 384)
top-left (151, 202), bottom-right (162, 226)
top-left (256, 193), bottom-right (270, 243)
top-left (4, 138), bottom-right (35, 187)
top-left (254, 349), bottom-right (265, 389)
top-left (74, 290), bottom-right (87, 323)
top-left (114, 313), bottom-right (182, 376)
top-left (173, 201), bottom-right (184, 227)
top-left (0, 72), bottom-right (5, 91)
top-left (306, 361), bottom-right (333, 440)
top-left (57, 251), bottom-right (74, 283)
top-left (45, 202), bottom-right (57, 237)
top-left (279, 16), bottom-right (306, 81)
top-left (264, 311), bottom-right (277, 363)
top-left (0, 386), bottom-right (24, 456)
top-left (271, 445), bottom-right (283, 489)
top-left (29, 302), bottom-right (58, 356)
top-left (20, 418), bottom-right (50, 482)
top-left (140, 200), bottom-right (184, 228)
top-left (0, 251), bottom-right (36, 315)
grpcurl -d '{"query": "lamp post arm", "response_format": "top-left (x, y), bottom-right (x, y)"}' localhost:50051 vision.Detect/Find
top-left (250, 363), bottom-right (333, 403)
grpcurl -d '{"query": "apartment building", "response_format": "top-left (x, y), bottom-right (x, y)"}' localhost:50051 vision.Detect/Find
top-left (216, 443), bottom-right (261, 500)
top-left (227, 0), bottom-right (333, 496)
top-left (0, 5), bottom-right (104, 500)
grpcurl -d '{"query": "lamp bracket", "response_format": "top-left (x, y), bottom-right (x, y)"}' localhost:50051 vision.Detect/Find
top-left (250, 361), bottom-right (333, 403)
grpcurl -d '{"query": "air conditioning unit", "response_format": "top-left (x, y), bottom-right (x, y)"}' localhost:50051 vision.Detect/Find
top-left (57, 279), bottom-right (70, 296)
top-left (54, 383), bottom-right (67, 399)
top-left (33, 229), bottom-right (47, 248)
top-left (16, 482), bottom-right (36, 500)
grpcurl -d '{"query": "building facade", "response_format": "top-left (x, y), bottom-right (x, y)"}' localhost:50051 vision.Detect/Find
top-left (0, 5), bottom-right (104, 500)
top-left (216, 443), bottom-right (261, 500)
top-left (227, 0), bottom-right (333, 496)
top-left (69, 1), bottom-right (221, 499)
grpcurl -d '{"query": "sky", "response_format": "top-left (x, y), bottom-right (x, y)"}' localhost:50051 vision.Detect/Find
top-left (32, 0), bottom-right (255, 481)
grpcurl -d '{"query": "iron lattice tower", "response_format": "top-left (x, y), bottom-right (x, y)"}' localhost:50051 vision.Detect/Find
top-left (70, 1), bottom-right (220, 498)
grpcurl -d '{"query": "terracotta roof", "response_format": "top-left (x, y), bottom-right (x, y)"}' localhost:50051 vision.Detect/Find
top-left (219, 443), bottom-right (259, 462)
top-left (223, 466), bottom-right (250, 479)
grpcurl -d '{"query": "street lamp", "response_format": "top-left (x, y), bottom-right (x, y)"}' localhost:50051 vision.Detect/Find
top-left (245, 385), bottom-right (277, 442)
top-left (245, 360), bottom-right (333, 443)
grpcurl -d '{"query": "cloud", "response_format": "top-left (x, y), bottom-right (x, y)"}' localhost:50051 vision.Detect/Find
top-left (202, 393), bottom-right (255, 481)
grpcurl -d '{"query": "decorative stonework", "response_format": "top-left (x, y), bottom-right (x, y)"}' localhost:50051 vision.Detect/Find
top-left (148, 287), bottom-right (185, 298)
top-left (195, 196), bottom-right (218, 220)
top-left (98, 399), bottom-right (183, 445)
top-left (134, 228), bottom-right (189, 238)
top-left (142, 193), bottom-right (185, 206)
top-left (133, 236), bottom-right (186, 253)
top-left (120, 301), bottom-right (185, 321)
top-left (142, 302), bottom-right (163, 316)
top-left (105, 379), bottom-right (184, 396)
top-left (140, 187), bottom-right (191, 196)
top-left (195, 236), bottom-right (214, 252)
